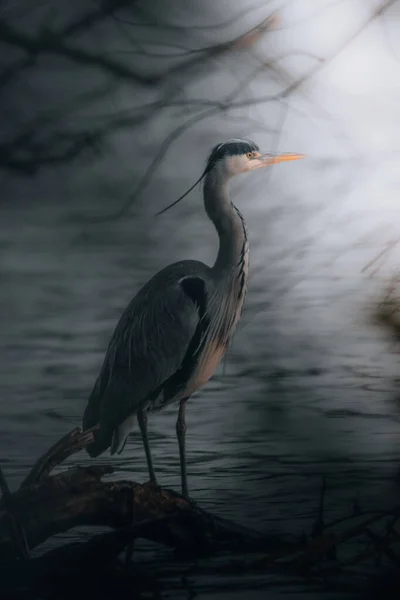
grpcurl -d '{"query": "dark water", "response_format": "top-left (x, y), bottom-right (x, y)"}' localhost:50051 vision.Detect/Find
top-left (1, 1), bottom-right (400, 597)
top-left (1, 152), bottom-right (400, 597)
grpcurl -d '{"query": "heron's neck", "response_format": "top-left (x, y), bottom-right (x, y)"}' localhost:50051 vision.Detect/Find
top-left (204, 169), bottom-right (247, 275)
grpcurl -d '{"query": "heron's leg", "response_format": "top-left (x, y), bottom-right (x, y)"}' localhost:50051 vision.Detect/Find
top-left (137, 409), bottom-right (157, 486)
top-left (176, 397), bottom-right (189, 498)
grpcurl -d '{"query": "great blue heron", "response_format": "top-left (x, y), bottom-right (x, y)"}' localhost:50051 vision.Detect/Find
top-left (83, 139), bottom-right (303, 497)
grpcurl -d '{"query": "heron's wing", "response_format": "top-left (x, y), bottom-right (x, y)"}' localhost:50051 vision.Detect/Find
top-left (83, 262), bottom-right (210, 449)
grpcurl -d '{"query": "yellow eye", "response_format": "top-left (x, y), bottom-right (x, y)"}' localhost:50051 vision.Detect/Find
top-left (247, 152), bottom-right (253, 158)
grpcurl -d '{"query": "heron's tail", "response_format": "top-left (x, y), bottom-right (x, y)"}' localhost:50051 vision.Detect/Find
top-left (83, 410), bottom-right (113, 458)
top-left (83, 380), bottom-right (137, 458)
top-left (84, 427), bottom-right (113, 458)
top-left (82, 388), bottom-right (113, 458)
top-left (110, 413), bottom-right (137, 455)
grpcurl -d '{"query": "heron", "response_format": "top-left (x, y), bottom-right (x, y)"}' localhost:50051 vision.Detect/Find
top-left (82, 139), bottom-right (303, 498)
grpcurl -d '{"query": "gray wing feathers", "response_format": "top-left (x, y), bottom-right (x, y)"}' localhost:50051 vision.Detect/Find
top-left (83, 260), bottom-right (209, 455)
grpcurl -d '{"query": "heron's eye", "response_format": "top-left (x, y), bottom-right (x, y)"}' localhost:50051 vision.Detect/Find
top-left (247, 152), bottom-right (253, 159)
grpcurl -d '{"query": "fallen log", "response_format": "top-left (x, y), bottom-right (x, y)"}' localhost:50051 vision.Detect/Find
top-left (0, 427), bottom-right (278, 563)
top-left (1, 426), bottom-right (400, 599)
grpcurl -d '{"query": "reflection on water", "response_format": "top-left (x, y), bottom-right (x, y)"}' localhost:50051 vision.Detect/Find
top-left (1, 157), bottom-right (400, 596)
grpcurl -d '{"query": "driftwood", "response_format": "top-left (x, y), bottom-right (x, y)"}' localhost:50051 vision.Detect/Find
top-left (0, 428), bottom-right (269, 559)
top-left (1, 428), bottom-right (400, 598)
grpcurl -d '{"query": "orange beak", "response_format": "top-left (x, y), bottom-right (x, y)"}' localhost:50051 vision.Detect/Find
top-left (259, 152), bottom-right (305, 165)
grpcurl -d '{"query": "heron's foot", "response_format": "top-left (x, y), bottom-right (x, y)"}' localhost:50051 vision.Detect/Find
top-left (160, 485), bottom-right (196, 506)
top-left (181, 488), bottom-right (194, 503)
top-left (143, 478), bottom-right (162, 493)
top-left (181, 490), bottom-right (198, 508)
top-left (187, 497), bottom-right (198, 510)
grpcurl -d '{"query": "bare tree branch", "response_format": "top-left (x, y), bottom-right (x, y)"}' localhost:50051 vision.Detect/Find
top-left (115, 1), bottom-right (269, 32)
top-left (0, 11), bottom-right (276, 90)
top-left (0, 19), bottom-right (159, 86)
top-left (62, 0), bottom-right (135, 38)
top-left (0, 10), bottom-right (279, 177)
top-left (0, 0), bottom-right (133, 91)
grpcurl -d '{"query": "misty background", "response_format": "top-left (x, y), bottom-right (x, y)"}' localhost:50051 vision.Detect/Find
top-left (1, 0), bottom-right (400, 595)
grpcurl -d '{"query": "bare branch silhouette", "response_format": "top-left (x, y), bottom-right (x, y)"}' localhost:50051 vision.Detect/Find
top-left (114, 2), bottom-right (269, 32)
top-left (0, 7), bottom-right (280, 177)
top-left (0, 0), bottom-right (396, 211)
top-left (0, 20), bottom-right (160, 86)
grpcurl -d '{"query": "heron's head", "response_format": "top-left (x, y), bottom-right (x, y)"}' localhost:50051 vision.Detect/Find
top-left (155, 138), bottom-right (304, 215)
top-left (205, 139), bottom-right (304, 178)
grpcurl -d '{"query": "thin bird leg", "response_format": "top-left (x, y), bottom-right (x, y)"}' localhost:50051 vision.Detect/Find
top-left (176, 398), bottom-right (189, 498)
top-left (137, 409), bottom-right (157, 486)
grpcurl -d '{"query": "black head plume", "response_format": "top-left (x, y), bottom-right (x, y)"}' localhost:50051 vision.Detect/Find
top-left (205, 139), bottom-right (260, 173)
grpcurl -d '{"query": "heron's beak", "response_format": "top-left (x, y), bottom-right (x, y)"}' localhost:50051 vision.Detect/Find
top-left (259, 152), bottom-right (305, 166)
